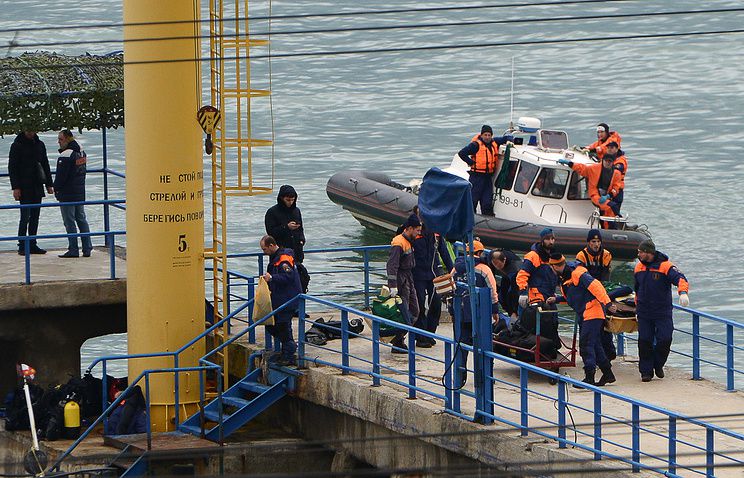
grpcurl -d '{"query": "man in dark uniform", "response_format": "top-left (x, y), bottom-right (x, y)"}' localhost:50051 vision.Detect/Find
top-left (386, 213), bottom-right (422, 353)
top-left (458, 125), bottom-right (509, 216)
top-left (54, 130), bottom-right (92, 258)
top-left (260, 235), bottom-right (303, 366)
top-left (8, 130), bottom-right (54, 255)
top-left (265, 184), bottom-right (309, 291)
top-left (488, 248), bottom-right (521, 320)
top-left (634, 239), bottom-right (689, 382)
top-left (412, 217), bottom-right (453, 348)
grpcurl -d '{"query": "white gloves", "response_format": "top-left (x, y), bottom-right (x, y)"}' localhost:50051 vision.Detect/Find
top-left (518, 295), bottom-right (529, 308)
top-left (679, 293), bottom-right (690, 307)
top-left (389, 287), bottom-right (398, 298)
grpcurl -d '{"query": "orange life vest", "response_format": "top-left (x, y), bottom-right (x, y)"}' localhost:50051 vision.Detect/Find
top-left (469, 134), bottom-right (500, 174)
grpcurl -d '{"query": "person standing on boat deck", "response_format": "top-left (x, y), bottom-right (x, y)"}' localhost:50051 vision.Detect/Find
top-left (457, 125), bottom-right (509, 216)
top-left (551, 255), bottom-right (616, 387)
top-left (412, 214), bottom-right (454, 348)
top-left (557, 154), bottom-right (623, 228)
top-left (516, 228), bottom-right (559, 320)
top-left (8, 130), bottom-right (54, 255)
top-left (54, 130), bottom-right (93, 258)
top-left (602, 141), bottom-right (627, 216)
top-left (260, 235), bottom-right (302, 366)
top-left (265, 185), bottom-right (309, 292)
top-left (386, 213), bottom-right (422, 353)
top-left (585, 123), bottom-right (622, 160)
top-left (488, 248), bottom-right (521, 320)
top-left (634, 240), bottom-right (689, 382)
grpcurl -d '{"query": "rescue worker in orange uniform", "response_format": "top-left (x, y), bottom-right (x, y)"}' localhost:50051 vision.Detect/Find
top-left (576, 228), bottom-right (617, 361)
top-left (551, 254), bottom-right (615, 387)
top-left (386, 213), bottom-right (422, 353)
top-left (516, 228), bottom-right (558, 311)
top-left (634, 240), bottom-right (690, 382)
top-left (557, 153), bottom-right (623, 228)
top-left (260, 235), bottom-right (303, 366)
top-left (585, 123), bottom-right (621, 160)
top-left (457, 125), bottom-right (510, 216)
top-left (602, 141), bottom-right (627, 216)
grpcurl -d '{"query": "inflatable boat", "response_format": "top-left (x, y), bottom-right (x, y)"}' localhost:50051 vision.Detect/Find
top-left (327, 118), bottom-right (651, 262)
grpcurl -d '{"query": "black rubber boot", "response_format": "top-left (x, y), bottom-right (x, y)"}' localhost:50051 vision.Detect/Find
top-left (597, 365), bottom-right (616, 386)
top-left (574, 368), bottom-right (596, 388)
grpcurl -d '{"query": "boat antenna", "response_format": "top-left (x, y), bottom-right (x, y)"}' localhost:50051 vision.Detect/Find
top-left (509, 56), bottom-right (515, 130)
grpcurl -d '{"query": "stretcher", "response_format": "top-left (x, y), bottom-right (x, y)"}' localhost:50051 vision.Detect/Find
top-left (493, 308), bottom-right (578, 384)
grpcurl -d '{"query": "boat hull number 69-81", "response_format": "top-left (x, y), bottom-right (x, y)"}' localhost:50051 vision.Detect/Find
top-left (497, 194), bottom-right (524, 209)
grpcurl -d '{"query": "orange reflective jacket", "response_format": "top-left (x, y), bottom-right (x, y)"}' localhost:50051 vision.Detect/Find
top-left (469, 134), bottom-right (500, 174)
top-left (608, 153), bottom-right (628, 197)
top-left (586, 131), bottom-right (621, 160)
top-left (570, 162), bottom-right (623, 205)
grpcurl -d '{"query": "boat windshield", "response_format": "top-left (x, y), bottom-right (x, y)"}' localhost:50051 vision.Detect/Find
top-left (498, 160), bottom-right (519, 190)
top-left (532, 167), bottom-right (568, 199)
top-left (568, 171), bottom-right (591, 200)
top-left (514, 162), bottom-right (539, 194)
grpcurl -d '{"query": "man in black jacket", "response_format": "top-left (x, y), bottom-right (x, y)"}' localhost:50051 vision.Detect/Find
top-left (8, 131), bottom-right (54, 255)
top-left (265, 185), bottom-right (309, 291)
top-left (54, 130), bottom-right (92, 258)
top-left (488, 249), bottom-right (522, 319)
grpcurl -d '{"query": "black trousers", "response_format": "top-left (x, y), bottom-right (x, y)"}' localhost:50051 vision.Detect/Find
top-left (18, 193), bottom-right (42, 248)
top-left (266, 322), bottom-right (297, 358)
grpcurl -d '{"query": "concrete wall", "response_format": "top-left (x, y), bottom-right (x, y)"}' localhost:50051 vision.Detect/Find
top-left (0, 279), bottom-right (126, 397)
top-left (229, 343), bottom-right (655, 477)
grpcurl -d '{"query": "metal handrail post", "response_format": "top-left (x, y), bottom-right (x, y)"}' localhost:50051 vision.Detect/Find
top-left (407, 331), bottom-right (416, 400)
top-left (452, 293), bottom-right (462, 413)
top-left (520, 368), bottom-right (528, 436)
top-left (372, 321), bottom-right (380, 386)
top-left (145, 374), bottom-right (152, 451)
top-left (363, 249), bottom-right (370, 308)
top-left (341, 309), bottom-right (349, 374)
top-left (246, 278), bottom-right (256, 343)
top-left (727, 324), bottom-right (734, 391)
top-left (593, 391), bottom-right (602, 460)
top-left (444, 343), bottom-right (452, 411)
top-left (632, 404), bottom-right (640, 472)
top-left (706, 427), bottom-right (715, 477)
top-left (668, 416), bottom-right (677, 476)
top-left (173, 355), bottom-right (180, 429)
top-left (475, 286), bottom-right (493, 424)
top-left (102, 361), bottom-right (108, 434)
top-left (24, 239), bottom-right (31, 284)
top-left (298, 297), bottom-right (306, 369)
top-left (102, 127), bottom-right (111, 247)
top-left (617, 332), bottom-right (625, 356)
top-left (557, 380), bottom-right (566, 448)
top-left (693, 313), bottom-right (701, 380)
top-left (109, 232), bottom-right (116, 279)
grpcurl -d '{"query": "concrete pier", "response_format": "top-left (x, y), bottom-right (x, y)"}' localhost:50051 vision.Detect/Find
top-left (0, 246), bottom-right (127, 396)
top-left (228, 312), bottom-right (744, 477)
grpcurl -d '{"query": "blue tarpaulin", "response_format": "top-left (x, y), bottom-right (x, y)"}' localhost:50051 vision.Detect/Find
top-left (417, 167), bottom-right (474, 238)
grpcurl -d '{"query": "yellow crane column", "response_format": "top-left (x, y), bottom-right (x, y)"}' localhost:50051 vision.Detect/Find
top-left (123, 0), bottom-right (205, 431)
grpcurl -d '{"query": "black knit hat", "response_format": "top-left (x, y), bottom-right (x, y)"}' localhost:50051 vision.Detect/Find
top-left (597, 123), bottom-right (609, 133)
top-left (481, 124), bottom-right (493, 135)
top-left (587, 228), bottom-right (602, 242)
top-left (403, 213), bottom-right (421, 229)
top-left (638, 239), bottom-right (656, 254)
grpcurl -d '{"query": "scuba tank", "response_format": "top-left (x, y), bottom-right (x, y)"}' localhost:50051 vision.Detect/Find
top-left (63, 400), bottom-right (81, 439)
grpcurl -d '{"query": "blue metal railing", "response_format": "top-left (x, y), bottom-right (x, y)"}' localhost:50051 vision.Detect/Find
top-left (282, 291), bottom-right (744, 477)
top-left (225, 245), bottom-right (390, 309)
top-left (615, 305), bottom-right (744, 391)
top-left (0, 199), bottom-right (126, 283)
